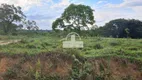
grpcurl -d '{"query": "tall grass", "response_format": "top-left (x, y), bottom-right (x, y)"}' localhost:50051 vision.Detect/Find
top-left (0, 34), bottom-right (142, 61)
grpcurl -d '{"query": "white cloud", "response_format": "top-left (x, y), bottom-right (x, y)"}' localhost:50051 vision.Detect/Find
top-left (51, 0), bottom-right (70, 9)
top-left (132, 6), bottom-right (142, 13)
top-left (35, 19), bottom-right (53, 30)
top-left (94, 9), bottom-right (133, 26)
top-left (94, 0), bottom-right (142, 26)
top-left (107, 0), bottom-right (142, 8)
top-left (120, 0), bottom-right (142, 7)
top-left (97, 0), bottom-right (107, 4)
top-left (25, 0), bottom-right (68, 30)
top-left (0, 0), bottom-right (42, 11)
top-left (1, 0), bottom-right (142, 29)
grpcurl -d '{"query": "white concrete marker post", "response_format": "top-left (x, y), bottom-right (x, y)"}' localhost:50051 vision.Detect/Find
top-left (63, 32), bottom-right (83, 48)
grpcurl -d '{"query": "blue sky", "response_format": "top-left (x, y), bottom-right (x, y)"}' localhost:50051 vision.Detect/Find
top-left (0, 0), bottom-right (142, 30)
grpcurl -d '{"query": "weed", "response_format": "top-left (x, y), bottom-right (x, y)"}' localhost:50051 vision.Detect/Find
top-left (40, 76), bottom-right (61, 80)
top-left (26, 43), bottom-right (37, 49)
top-left (94, 43), bottom-right (103, 49)
top-left (121, 60), bottom-right (128, 67)
top-left (35, 59), bottom-right (42, 80)
top-left (41, 42), bottom-right (51, 48)
top-left (99, 63), bottom-right (104, 72)
top-left (122, 75), bottom-right (133, 80)
top-left (70, 56), bottom-right (92, 80)
top-left (3, 68), bottom-right (17, 79)
top-left (20, 39), bottom-right (28, 44)
top-left (109, 40), bottom-right (120, 46)
top-left (127, 47), bottom-right (139, 51)
top-left (95, 76), bottom-right (105, 80)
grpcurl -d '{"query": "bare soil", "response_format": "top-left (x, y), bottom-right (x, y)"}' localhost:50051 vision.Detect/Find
top-left (0, 53), bottom-right (141, 80)
top-left (0, 40), bottom-right (21, 45)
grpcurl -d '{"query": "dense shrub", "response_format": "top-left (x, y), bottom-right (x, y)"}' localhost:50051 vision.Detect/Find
top-left (94, 43), bottom-right (103, 49)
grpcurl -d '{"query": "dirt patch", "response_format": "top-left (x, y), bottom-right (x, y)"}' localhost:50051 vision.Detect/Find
top-left (0, 52), bottom-right (73, 80)
top-left (0, 53), bottom-right (142, 80)
top-left (0, 40), bottom-right (21, 45)
top-left (0, 56), bottom-right (20, 80)
top-left (89, 57), bottom-right (142, 80)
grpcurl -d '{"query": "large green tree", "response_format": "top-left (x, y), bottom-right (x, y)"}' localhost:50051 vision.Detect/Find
top-left (52, 4), bottom-right (95, 32)
top-left (0, 4), bottom-right (26, 34)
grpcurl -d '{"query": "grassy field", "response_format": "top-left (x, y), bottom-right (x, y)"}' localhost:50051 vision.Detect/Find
top-left (0, 33), bottom-right (142, 60)
top-left (0, 33), bottom-right (142, 80)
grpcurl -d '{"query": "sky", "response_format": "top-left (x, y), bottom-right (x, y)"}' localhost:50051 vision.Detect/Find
top-left (0, 0), bottom-right (142, 30)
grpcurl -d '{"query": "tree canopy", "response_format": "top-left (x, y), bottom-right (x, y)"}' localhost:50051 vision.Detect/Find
top-left (101, 19), bottom-right (142, 38)
top-left (25, 20), bottom-right (39, 30)
top-left (0, 4), bottom-right (39, 34)
top-left (0, 4), bottom-right (26, 34)
top-left (52, 4), bottom-right (95, 32)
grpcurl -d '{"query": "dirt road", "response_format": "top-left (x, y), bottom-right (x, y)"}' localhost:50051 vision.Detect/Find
top-left (0, 40), bottom-right (21, 45)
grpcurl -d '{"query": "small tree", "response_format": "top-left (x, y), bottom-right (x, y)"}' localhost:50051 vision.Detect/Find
top-left (25, 20), bottom-right (39, 30)
top-left (125, 28), bottom-right (130, 38)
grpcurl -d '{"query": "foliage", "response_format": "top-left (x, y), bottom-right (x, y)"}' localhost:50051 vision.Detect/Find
top-left (3, 68), bottom-right (17, 79)
top-left (0, 33), bottom-right (142, 80)
top-left (100, 19), bottom-right (142, 38)
top-left (109, 40), bottom-right (120, 46)
top-left (24, 20), bottom-right (39, 30)
top-left (94, 43), bottom-right (103, 49)
top-left (52, 4), bottom-right (95, 32)
top-left (125, 28), bottom-right (130, 38)
top-left (0, 33), bottom-right (142, 61)
top-left (70, 57), bottom-right (92, 80)
top-left (0, 4), bottom-right (26, 34)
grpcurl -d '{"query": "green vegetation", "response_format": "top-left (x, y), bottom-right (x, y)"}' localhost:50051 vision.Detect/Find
top-left (0, 4), bottom-right (38, 35)
top-left (52, 4), bottom-right (95, 32)
top-left (0, 2), bottom-right (142, 80)
top-left (94, 19), bottom-right (142, 38)
top-left (0, 4), bottom-right (25, 34)
top-left (0, 33), bottom-right (142, 61)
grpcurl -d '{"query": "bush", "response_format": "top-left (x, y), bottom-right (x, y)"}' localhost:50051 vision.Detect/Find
top-left (40, 76), bottom-right (61, 80)
top-left (12, 32), bottom-right (18, 36)
top-left (41, 42), bottom-right (51, 48)
top-left (20, 39), bottom-right (29, 44)
top-left (3, 68), bottom-right (17, 79)
top-left (94, 43), bottom-right (103, 49)
top-left (127, 47), bottom-right (139, 51)
top-left (26, 43), bottom-right (37, 49)
top-left (64, 49), bottom-right (85, 62)
top-left (70, 59), bottom-right (92, 80)
top-left (109, 40), bottom-right (120, 46)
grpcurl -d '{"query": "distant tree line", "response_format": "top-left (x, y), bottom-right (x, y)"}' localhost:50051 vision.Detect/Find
top-left (75, 19), bottom-right (142, 38)
top-left (0, 4), bottom-right (39, 34)
top-left (97, 19), bottom-right (142, 38)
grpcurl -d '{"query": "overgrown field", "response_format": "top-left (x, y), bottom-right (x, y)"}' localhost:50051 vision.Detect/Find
top-left (0, 33), bottom-right (142, 60)
top-left (0, 33), bottom-right (142, 80)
